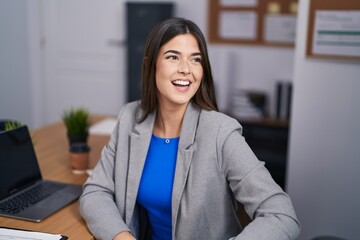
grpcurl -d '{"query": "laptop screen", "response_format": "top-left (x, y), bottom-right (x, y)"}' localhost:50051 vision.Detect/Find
top-left (0, 126), bottom-right (42, 200)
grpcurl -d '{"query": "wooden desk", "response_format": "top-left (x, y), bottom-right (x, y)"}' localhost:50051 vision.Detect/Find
top-left (0, 116), bottom-right (110, 239)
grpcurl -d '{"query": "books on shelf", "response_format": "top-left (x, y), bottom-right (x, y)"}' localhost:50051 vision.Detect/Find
top-left (229, 90), bottom-right (267, 120)
top-left (275, 81), bottom-right (292, 120)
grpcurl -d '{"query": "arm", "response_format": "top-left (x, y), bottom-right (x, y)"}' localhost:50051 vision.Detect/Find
top-left (79, 106), bottom-right (131, 240)
top-left (218, 119), bottom-right (300, 240)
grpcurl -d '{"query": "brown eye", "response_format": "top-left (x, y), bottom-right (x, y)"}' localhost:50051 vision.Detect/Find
top-left (166, 55), bottom-right (178, 60)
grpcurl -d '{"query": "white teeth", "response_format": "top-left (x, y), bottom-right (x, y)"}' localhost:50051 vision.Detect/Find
top-left (172, 80), bottom-right (190, 86)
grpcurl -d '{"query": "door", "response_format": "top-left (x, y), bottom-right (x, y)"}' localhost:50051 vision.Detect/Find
top-left (41, 0), bottom-right (126, 124)
top-left (126, 2), bottom-right (173, 102)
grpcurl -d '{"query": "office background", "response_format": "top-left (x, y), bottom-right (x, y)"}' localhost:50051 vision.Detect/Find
top-left (0, 0), bottom-right (359, 239)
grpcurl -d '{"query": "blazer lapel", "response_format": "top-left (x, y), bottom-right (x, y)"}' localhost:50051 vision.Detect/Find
top-left (172, 102), bottom-right (201, 231)
top-left (125, 110), bottom-right (155, 224)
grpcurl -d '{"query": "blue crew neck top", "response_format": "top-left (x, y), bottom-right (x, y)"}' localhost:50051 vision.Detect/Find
top-left (137, 134), bottom-right (180, 240)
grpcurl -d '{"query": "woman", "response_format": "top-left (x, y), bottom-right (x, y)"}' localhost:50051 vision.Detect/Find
top-left (80, 18), bottom-right (300, 240)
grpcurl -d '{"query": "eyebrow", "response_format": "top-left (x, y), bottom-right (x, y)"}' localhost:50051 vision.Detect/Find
top-left (163, 50), bottom-right (201, 56)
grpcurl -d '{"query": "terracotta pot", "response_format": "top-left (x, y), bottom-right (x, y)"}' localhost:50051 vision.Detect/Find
top-left (69, 143), bottom-right (90, 174)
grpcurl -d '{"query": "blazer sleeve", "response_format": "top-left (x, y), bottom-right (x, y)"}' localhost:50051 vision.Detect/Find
top-left (79, 105), bottom-right (130, 240)
top-left (217, 117), bottom-right (301, 240)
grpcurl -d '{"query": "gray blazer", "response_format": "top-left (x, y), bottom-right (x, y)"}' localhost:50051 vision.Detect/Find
top-left (80, 101), bottom-right (300, 240)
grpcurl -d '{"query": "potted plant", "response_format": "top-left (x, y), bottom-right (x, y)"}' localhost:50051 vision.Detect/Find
top-left (62, 107), bottom-right (90, 145)
top-left (62, 107), bottom-right (90, 173)
top-left (0, 120), bottom-right (23, 132)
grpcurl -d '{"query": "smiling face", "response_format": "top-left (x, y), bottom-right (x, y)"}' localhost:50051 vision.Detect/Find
top-left (155, 34), bottom-right (203, 109)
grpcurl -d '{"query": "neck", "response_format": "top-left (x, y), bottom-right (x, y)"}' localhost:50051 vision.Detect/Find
top-left (153, 102), bottom-right (188, 138)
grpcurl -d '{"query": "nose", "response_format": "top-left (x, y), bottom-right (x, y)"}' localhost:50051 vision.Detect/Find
top-left (178, 60), bottom-right (190, 75)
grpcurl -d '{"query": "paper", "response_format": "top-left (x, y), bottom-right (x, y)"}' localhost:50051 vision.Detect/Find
top-left (264, 15), bottom-right (297, 43)
top-left (86, 169), bottom-right (93, 176)
top-left (219, 11), bottom-right (257, 40)
top-left (221, 0), bottom-right (258, 7)
top-left (312, 10), bottom-right (360, 57)
top-left (89, 118), bottom-right (117, 135)
top-left (0, 228), bottom-right (64, 240)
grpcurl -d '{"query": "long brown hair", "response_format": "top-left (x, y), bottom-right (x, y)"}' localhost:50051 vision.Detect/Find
top-left (139, 18), bottom-right (218, 122)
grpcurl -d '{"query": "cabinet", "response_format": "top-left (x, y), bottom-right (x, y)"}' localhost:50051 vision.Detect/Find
top-left (239, 118), bottom-right (289, 189)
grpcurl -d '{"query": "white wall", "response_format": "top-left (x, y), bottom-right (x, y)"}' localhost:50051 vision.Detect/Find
top-left (0, 0), bottom-right (295, 128)
top-left (0, 0), bottom-right (33, 126)
top-left (208, 45), bottom-right (294, 115)
top-left (287, 0), bottom-right (360, 239)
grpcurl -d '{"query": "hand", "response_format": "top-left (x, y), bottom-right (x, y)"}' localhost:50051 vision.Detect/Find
top-left (113, 231), bottom-right (136, 240)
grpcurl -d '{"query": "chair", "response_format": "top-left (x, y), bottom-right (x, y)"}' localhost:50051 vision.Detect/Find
top-left (237, 202), bottom-right (251, 228)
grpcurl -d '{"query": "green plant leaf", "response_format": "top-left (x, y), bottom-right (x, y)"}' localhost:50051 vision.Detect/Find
top-left (62, 107), bottom-right (89, 138)
top-left (4, 121), bottom-right (23, 131)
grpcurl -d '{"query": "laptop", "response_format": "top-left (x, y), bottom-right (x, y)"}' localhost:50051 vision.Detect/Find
top-left (0, 125), bottom-right (82, 222)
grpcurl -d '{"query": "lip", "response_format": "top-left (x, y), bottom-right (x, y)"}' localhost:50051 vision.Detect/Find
top-left (171, 79), bottom-right (192, 87)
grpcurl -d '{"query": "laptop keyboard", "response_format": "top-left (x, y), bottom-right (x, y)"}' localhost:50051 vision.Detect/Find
top-left (0, 181), bottom-right (66, 215)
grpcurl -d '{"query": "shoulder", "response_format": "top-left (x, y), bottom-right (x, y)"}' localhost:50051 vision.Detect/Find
top-left (114, 101), bottom-right (144, 129)
top-left (117, 101), bottom-right (142, 119)
top-left (196, 109), bottom-right (243, 144)
top-left (199, 110), bottom-right (242, 132)
top-left (118, 101), bottom-right (141, 114)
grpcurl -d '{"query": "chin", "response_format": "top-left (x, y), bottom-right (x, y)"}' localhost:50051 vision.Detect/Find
top-left (169, 98), bottom-right (192, 106)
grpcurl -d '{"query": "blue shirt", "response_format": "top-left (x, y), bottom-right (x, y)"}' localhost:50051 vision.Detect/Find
top-left (137, 134), bottom-right (179, 240)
